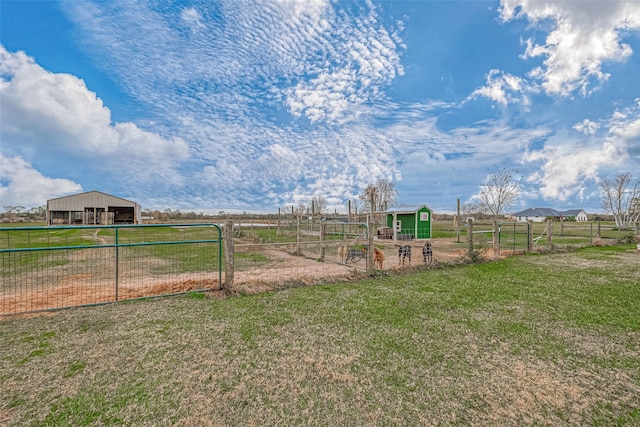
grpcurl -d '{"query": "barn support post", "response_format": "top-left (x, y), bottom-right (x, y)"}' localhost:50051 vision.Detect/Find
top-left (467, 218), bottom-right (474, 258)
top-left (223, 220), bottom-right (234, 290)
top-left (547, 220), bottom-right (553, 249)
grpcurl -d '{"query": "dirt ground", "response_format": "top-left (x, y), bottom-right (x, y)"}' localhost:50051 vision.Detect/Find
top-left (0, 238), bottom-right (493, 316)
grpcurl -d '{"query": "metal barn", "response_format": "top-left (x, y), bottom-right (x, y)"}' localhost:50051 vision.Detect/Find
top-left (379, 205), bottom-right (432, 241)
top-left (46, 191), bottom-right (142, 225)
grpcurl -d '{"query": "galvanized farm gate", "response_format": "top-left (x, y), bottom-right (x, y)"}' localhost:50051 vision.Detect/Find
top-left (0, 224), bottom-right (222, 316)
top-left (498, 221), bottom-right (531, 254)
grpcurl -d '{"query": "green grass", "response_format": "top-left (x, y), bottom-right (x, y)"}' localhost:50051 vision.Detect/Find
top-left (1, 244), bottom-right (639, 425)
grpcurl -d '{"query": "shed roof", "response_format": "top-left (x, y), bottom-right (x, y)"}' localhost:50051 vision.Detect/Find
top-left (377, 205), bottom-right (431, 214)
top-left (514, 207), bottom-right (585, 217)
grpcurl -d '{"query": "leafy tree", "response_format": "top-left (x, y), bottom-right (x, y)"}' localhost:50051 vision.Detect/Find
top-left (599, 172), bottom-right (640, 230)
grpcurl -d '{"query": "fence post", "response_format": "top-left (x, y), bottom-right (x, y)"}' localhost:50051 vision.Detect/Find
top-left (467, 218), bottom-right (474, 258)
top-left (493, 220), bottom-right (500, 256)
top-left (560, 219), bottom-right (564, 236)
top-left (223, 220), bottom-right (234, 290)
top-left (547, 220), bottom-right (553, 249)
top-left (597, 220), bottom-right (601, 239)
top-left (527, 220), bottom-right (533, 252)
top-left (320, 223), bottom-right (325, 262)
top-left (367, 222), bottom-right (374, 270)
top-left (590, 222), bottom-right (593, 246)
top-left (635, 222), bottom-right (639, 236)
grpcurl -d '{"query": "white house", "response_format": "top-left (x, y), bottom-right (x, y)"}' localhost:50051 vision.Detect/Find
top-left (513, 208), bottom-right (588, 222)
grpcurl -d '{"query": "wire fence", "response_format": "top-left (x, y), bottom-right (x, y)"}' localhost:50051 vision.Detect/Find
top-left (0, 224), bottom-right (222, 316)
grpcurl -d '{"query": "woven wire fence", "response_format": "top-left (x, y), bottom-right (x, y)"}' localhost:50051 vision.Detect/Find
top-left (231, 222), bottom-right (370, 293)
top-left (0, 224), bottom-right (222, 316)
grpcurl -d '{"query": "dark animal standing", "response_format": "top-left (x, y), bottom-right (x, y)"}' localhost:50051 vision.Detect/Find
top-left (422, 241), bottom-right (433, 263)
top-left (395, 244), bottom-right (412, 265)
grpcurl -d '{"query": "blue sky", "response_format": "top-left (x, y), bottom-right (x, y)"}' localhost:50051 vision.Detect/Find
top-left (1, 0), bottom-right (639, 214)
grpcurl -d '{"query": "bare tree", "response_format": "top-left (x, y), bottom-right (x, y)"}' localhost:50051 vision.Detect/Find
top-left (478, 169), bottom-right (520, 224)
top-left (599, 172), bottom-right (640, 230)
top-left (359, 179), bottom-right (398, 213)
top-left (311, 195), bottom-right (327, 215)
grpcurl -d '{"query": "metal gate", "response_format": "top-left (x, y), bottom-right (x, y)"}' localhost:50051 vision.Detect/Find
top-left (498, 222), bottom-right (530, 254)
top-left (0, 224), bottom-right (222, 316)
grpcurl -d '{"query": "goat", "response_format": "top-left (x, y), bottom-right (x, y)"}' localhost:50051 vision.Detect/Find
top-left (422, 241), bottom-right (433, 263)
top-left (338, 245), bottom-right (348, 263)
top-left (395, 244), bottom-right (411, 265)
top-left (373, 247), bottom-right (385, 269)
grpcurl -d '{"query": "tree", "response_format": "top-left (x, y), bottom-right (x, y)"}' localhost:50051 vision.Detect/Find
top-left (311, 195), bottom-right (327, 215)
top-left (599, 172), bottom-right (640, 230)
top-left (359, 179), bottom-right (398, 213)
top-left (478, 169), bottom-right (520, 224)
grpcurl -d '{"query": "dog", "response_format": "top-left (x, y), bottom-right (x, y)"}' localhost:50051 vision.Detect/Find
top-left (373, 247), bottom-right (385, 269)
top-left (338, 245), bottom-right (347, 263)
top-left (395, 244), bottom-right (411, 265)
top-left (422, 241), bottom-right (433, 263)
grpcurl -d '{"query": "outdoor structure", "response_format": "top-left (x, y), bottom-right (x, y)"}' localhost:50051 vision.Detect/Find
top-left (46, 190), bottom-right (142, 225)
top-left (513, 208), bottom-right (588, 222)
top-left (378, 205), bottom-right (432, 241)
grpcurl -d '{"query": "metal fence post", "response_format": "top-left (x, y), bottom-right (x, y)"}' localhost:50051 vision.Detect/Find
top-left (223, 220), bottom-right (234, 290)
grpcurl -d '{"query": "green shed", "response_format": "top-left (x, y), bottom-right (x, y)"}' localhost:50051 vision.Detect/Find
top-left (379, 205), bottom-right (432, 241)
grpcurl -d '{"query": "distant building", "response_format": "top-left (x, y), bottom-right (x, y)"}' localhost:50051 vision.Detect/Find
top-left (46, 190), bottom-right (141, 225)
top-left (513, 208), bottom-right (588, 222)
top-left (377, 205), bottom-right (433, 240)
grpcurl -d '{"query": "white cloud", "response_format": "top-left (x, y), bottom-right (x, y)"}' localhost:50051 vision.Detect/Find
top-left (500, 0), bottom-right (640, 97)
top-left (573, 119), bottom-right (599, 135)
top-left (469, 69), bottom-right (531, 106)
top-left (181, 7), bottom-right (206, 30)
top-left (0, 154), bottom-right (82, 207)
top-left (0, 46), bottom-right (190, 190)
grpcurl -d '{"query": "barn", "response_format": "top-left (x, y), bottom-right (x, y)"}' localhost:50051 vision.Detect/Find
top-left (379, 205), bottom-right (432, 240)
top-left (46, 191), bottom-right (142, 225)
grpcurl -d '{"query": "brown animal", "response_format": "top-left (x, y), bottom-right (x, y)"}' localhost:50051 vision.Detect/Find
top-left (373, 247), bottom-right (385, 269)
top-left (338, 245), bottom-right (348, 263)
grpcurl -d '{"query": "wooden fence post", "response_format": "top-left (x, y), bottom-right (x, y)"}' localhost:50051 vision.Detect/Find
top-left (597, 220), bottom-right (601, 239)
top-left (527, 220), bottom-right (533, 252)
top-left (223, 220), bottom-right (234, 290)
top-left (493, 220), bottom-right (500, 256)
top-left (320, 222), bottom-right (326, 262)
top-left (467, 218), bottom-right (474, 258)
top-left (547, 220), bottom-right (553, 249)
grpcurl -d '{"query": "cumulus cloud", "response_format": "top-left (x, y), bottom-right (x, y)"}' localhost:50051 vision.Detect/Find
top-left (0, 154), bottom-right (82, 207)
top-left (0, 46), bottom-right (190, 199)
top-left (500, 0), bottom-right (640, 97)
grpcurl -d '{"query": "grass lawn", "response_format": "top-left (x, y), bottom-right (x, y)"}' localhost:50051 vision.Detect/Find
top-left (1, 245), bottom-right (639, 425)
